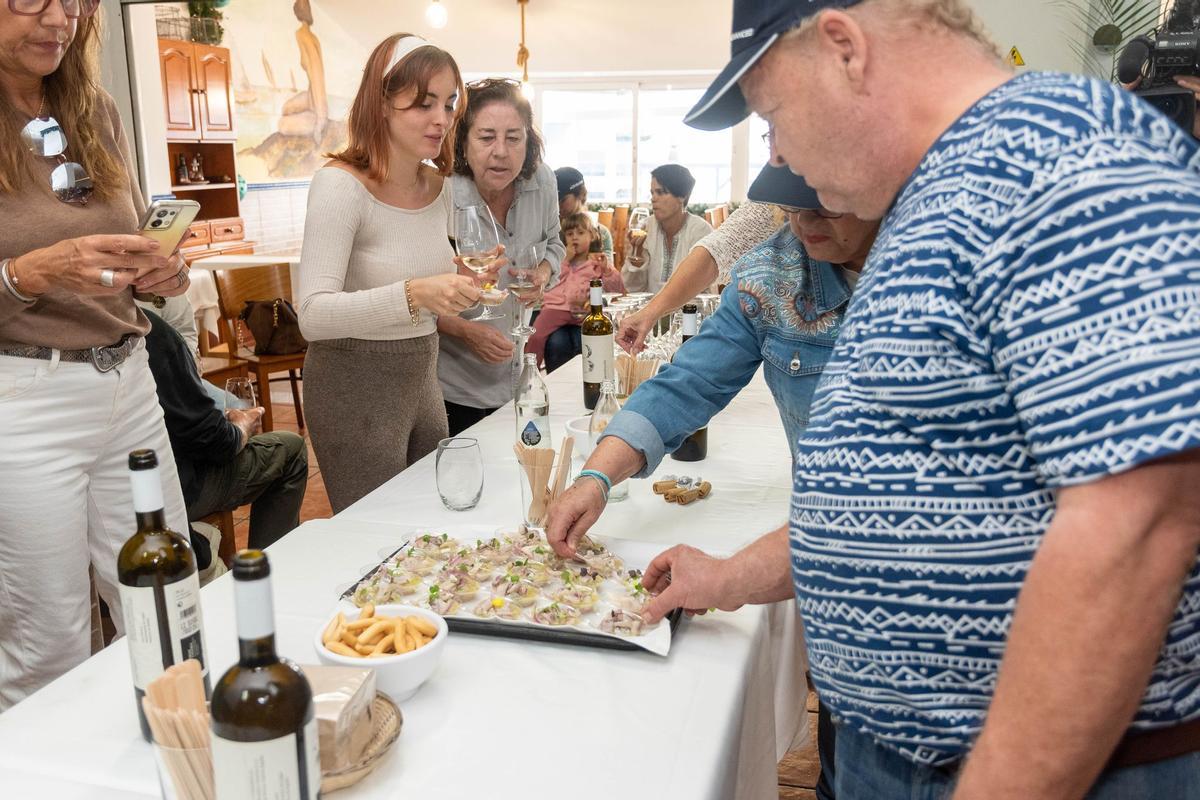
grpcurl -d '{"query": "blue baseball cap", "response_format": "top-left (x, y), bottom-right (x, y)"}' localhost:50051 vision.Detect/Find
top-left (748, 164), bottom-right (821, 209)
top-left (685, 0), bottom-right (863, 131)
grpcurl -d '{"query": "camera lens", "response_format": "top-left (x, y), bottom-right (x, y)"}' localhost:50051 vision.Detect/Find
top-left (151, 220), bottom-right (163, 228)
top-left (156, 210), bottom-right (169, 218)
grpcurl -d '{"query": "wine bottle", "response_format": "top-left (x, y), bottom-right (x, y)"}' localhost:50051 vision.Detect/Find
top-left (670, 304), bottom-right (709, 462)
top-left (515, 353), bottom-right (552, 449)
top-left (211, 551), bottom-right (320, 800)
top-left (117, 449), bottom-right (211, 743)
top-left (580, 278), bottom-right (614, 410)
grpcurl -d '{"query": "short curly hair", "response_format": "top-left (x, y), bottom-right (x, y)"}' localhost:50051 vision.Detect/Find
top-left (453, 78), bottom-right (545, 182)
top-left (789, 0), bottom-right (1000, 60)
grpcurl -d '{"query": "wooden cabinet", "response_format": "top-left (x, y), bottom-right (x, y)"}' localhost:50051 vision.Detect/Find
top-left (159, 39), bottom-right (199, 139)
top-left (158, 39), bottom-right (235, 143)
top-left (159, 37), bottom-right (247, 257)
top-left (194, 44), bottom-right (236, 141)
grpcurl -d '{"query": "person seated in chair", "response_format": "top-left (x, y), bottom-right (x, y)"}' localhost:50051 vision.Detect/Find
top-left (143, 311), bottom-right (309, 552)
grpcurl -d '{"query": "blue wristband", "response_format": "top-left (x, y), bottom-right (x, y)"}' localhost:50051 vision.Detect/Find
top-left (577, 469), bottom-right (613, 493)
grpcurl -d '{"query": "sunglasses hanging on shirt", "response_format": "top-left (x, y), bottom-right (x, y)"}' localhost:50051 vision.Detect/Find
top-left (21, 116), bottom-right (94, 206)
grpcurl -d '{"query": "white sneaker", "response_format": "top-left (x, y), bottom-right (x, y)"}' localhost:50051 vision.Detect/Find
top-left (193, 522), bottom-right (229, 585)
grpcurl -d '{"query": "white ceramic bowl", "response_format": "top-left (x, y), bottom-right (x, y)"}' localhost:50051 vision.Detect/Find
top-left (565, 415), bottom-right (593, 458)
top-left (313, 604), bottom-right (448, 701)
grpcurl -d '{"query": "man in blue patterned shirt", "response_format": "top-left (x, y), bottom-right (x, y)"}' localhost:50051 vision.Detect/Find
top-left (625, 1), bottom-right (1200, 798)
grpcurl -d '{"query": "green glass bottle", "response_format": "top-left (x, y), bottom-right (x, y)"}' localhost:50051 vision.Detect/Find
top-left (117, 449), bottom-right (211, 742)
top-left (210, 550), bottom-right (320, 799)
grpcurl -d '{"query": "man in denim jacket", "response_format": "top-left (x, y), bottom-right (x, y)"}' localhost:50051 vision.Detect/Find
top-left (546, 165), bottom-right (875, 513)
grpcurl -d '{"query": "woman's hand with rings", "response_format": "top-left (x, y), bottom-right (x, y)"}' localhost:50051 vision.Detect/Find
top-left (11, 234), bottom-right (167, 297)
top-left (134, 250), bottom-right (190, 297)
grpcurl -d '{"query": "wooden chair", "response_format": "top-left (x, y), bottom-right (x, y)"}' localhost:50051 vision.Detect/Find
top-left (212, 264), bottom-right (306, 433)
top-left (200, 509), bottom-right (237, 566)
top-left (704, 208), bottom-right (717, 228)
top-left (611, 205), bottom-right (630, 269)
top-left (198, 354), bottom-right (249, 392)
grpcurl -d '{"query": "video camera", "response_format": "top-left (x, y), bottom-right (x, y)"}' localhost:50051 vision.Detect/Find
top-left (1117, 0), bottom-right (1199, 133)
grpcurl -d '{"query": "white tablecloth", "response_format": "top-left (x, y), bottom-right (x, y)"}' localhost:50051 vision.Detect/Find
top-left (0, 358), bottom-right (807, 800)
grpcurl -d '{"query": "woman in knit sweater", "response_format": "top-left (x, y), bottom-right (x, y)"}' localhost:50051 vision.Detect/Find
top-left (298, 34), bottom-right (480, 512)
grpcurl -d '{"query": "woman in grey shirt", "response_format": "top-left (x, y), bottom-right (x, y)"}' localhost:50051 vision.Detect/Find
top-left (440, 78), bottom-right (565, 435)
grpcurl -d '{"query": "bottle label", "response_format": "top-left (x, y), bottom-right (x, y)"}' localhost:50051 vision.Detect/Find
top-left (682, 314), bottom-right (698, 337)
top-left (119, 573), bottom-right (208, 691)
top-left (590, 285), bottom-right (603, 306)
top-left (212, 718), bottom-right (320, 800)
top-left (520, 417), bottom-right (549, 447)
top-left (582, 334), bottom-right (614, 384)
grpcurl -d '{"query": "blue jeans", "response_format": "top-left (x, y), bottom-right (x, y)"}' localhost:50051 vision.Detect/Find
top-left (544, 324), bottom-right (581, 373)
top-left (833, 722), bottom-right (1200, 800)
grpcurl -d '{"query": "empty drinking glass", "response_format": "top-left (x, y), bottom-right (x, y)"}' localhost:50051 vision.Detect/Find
top-left (436, 437), bottom-right (484, 511)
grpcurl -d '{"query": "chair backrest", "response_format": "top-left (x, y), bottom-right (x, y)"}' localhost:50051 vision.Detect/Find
top-left (213, 263), bottom-right (294, 347)
top-left (611, 205), bottom-right (630, 267)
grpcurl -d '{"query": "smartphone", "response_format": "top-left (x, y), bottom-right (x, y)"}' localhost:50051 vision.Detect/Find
top-left (137, 199), bottom-right (201, 253)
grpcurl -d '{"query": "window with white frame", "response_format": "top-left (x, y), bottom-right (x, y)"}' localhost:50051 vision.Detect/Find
top-left (541, 88), bottom-right (634, 204)
top-left (536, 80), bottom-right (747, 206)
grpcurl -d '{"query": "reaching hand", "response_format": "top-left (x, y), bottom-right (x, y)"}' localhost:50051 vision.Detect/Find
top-left (640, 544), bottom-right (741, 624)
top-left (616, 308), bottom-right (654, 354)
top-left (545, 479), bottom-right (608, 558)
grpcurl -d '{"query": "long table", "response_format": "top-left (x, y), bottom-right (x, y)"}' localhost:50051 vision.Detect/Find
top-left (0, 357), bottom-right (805, 800)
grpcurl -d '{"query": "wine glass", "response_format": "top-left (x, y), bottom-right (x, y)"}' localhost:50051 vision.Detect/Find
top-left (436, 437), bottom-right (484, 511)
top-left (628, 207), bottom-right (650, 256)
top-left (224, 377), bottom-right (256, 412)
top-left (508, 244), bottom-right (539, 338)
top-left (454, 205), bottom-right (506, 321)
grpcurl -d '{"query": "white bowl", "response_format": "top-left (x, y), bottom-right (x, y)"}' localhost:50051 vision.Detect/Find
top-left (313, 604), bottom-right (448, 701)
top-left (565, 415), bottom-right (593, 458)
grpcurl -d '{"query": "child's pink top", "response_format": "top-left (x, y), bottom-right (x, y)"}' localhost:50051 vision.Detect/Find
top-left (541, 256), bottom-right (626, 313)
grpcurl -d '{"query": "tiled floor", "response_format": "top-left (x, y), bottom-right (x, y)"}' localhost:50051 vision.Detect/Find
top-left (228, 392), bottom-right (332, 551)
top-left (243, 390), bottom-right (821, 799)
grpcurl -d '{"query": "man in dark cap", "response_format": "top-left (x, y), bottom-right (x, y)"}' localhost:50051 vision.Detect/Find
top-left (555, 166), bottom-right (614, 260)
top-left (598, 1), bottom-right (1200, 798)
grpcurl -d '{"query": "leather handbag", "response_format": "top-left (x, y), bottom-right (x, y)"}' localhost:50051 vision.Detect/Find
top-left (237, 298), bottom-right (307, 356)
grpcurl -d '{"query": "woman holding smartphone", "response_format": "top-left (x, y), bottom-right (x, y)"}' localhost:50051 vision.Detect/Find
top-left (298, 33), bottom-right (479, 513)
top-left (0, 0), bottom-right (194, 709)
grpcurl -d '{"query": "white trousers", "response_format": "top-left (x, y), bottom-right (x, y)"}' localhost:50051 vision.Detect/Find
top-left (0, 344), bottom-right (187, 710)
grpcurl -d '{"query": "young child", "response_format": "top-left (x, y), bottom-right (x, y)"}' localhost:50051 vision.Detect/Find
top-left (526, 212), bottom-right (625, 370)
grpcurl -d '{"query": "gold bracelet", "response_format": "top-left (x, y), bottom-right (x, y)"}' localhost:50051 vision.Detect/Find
top-left (404, 280), bottom-right (421, 325)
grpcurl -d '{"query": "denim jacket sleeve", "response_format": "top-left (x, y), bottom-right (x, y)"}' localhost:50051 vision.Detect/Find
top-left (600, 281), bottom-right (763, 477)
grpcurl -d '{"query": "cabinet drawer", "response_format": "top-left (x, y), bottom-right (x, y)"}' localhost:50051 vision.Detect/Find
top-left (184, 220), bottom-right (211, 248)
top-left (209, 216), bottom-right (244, 243)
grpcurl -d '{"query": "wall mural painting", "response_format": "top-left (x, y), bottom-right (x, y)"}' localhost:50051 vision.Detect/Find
top-left (225, 0), bottom-right (349, 182)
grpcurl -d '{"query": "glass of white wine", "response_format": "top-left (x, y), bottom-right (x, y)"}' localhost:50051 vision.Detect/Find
top-left (628, 207), bottom-right (650, 256)
top-left (508, 244), bottom-right (540, 338)
top-left (455, 205), bottom-right (506, 321)
top-left (224, 377), bottom-right (256, 411)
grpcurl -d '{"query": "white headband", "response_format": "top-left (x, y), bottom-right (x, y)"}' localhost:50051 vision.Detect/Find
top-left (384, 35), bottom-right (436, 77)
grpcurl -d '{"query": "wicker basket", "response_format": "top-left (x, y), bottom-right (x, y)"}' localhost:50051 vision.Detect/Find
top-left (320, 693), bottom-right (404, 794)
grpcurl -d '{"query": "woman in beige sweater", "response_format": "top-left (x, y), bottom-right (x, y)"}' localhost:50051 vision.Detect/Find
top-left (298, 34), bottom-right (480, 512)
top-left (0, 0), bottom-right (194, 708)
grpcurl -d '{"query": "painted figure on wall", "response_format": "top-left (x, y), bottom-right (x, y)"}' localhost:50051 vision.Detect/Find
top-left (278, 0), bottom-right (328, 143)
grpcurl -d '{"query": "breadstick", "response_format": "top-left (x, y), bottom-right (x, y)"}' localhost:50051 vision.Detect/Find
top-left (327, 641), bottom-right (359, 658)
top-left (321, 613), bottom-right (344, 644)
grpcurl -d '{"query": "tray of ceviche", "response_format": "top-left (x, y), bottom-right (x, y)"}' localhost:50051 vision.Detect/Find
top-left (339, 529), bottom-right (682, 656)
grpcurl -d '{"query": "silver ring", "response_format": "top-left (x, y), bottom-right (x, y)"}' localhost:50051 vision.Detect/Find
top-left (99, 268), bottom-right (115, 288)
top-left (175, 270), bottom-right (186, 288)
